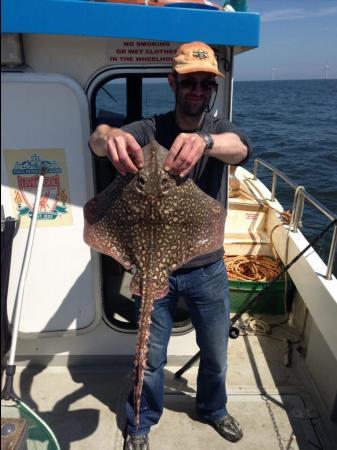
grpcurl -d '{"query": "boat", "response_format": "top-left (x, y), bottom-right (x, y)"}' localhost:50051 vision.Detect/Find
top-left (1, 1), bottom-right (336, 448)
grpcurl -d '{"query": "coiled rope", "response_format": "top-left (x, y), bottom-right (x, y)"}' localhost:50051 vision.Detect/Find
top-left (224, 255), bottom-right (281, 281)
top-left (224, 184), bottom-right (292, 283)
top-left (223, 195), bottom-right (292, 347)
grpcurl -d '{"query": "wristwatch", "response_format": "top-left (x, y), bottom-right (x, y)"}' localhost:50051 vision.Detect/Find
top-left (196, 131), bottom-right (214, 151)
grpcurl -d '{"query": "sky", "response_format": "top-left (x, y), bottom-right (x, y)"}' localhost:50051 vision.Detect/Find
top-left (222, 0), bottom-right (337, 81)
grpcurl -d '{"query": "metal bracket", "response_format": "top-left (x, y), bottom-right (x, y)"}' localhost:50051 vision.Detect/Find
top-left (1, 205), bottom-right (20, 234)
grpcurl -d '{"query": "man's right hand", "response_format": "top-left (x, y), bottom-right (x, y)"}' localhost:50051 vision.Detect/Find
top-left (89, 125), bottom-right (144, 176)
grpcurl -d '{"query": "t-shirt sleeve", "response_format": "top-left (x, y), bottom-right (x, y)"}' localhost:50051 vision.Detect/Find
top-left (121, 118), bottom-right (155, 147)
top-left (88, 118), bottom-right (155, 160)
top-left (213, 118), bottom-right (252, 165)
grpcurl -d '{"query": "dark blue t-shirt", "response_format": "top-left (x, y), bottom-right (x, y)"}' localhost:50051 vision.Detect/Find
top-left (120, 110), bottom-right (251, 268)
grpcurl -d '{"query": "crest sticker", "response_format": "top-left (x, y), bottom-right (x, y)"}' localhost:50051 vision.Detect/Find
top-left (4, 149), bottom-right (73, 227)
top-left (192, 49), bottom-right (208, 60)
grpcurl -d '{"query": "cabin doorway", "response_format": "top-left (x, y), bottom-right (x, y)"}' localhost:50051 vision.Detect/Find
top-left (87, 69), bottom-right (193, 333)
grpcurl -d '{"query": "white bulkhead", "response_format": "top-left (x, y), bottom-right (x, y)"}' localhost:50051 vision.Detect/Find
top-left (1, 35), bottom-right (201, 361)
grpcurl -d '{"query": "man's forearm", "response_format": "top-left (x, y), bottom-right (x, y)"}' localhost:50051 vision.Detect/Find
top-left (89, 125), bottom-right (144, 174)
top-left (89, 124), bottom-right (118, 157)
top-left (207, 132), bottom-right (249, 165)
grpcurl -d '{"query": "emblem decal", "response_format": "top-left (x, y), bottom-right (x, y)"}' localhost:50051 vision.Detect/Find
top-left (4, 150), bottom-right (73, 227)
top-left (192, 49), bottom-right (208, 60)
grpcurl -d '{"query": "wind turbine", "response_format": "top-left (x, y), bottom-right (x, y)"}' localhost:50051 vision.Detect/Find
top-left (323, 63), bottom-right (329, 80)
top-left (271, 67), bottom-right (277, 81)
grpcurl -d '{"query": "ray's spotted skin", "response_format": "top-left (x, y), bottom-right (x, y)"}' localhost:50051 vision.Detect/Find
top-left (83, 140), bottom-right (225, 427)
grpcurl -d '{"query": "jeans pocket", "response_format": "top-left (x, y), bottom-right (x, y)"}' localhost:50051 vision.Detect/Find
top-left (200, 259), bottom-right (225, 279)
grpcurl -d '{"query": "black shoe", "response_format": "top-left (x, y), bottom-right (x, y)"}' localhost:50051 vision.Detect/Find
top-left (209, 414), bottom-right (243, 442)
top-left (124, 433), bottom-right (150, 450)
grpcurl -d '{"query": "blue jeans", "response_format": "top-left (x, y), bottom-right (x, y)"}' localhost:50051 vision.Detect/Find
top-left (126, 259), bottom-right (230, 436)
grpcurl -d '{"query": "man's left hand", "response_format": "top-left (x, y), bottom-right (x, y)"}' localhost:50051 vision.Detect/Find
top-left (164, 133), bottom-right (206, 177)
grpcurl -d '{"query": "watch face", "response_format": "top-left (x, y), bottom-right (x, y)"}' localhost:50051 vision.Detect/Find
top-left (197, 131), bottom-right (213, 150)
top-left (207, 134), bottom-right (214, 149)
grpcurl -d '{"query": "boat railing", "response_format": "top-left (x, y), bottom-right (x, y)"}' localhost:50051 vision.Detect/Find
top-left (253, 158), bottom-right (337, 280)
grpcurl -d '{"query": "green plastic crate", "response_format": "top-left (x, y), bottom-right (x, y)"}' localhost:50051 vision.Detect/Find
top-left (229, 274), bottom-right (291, 315)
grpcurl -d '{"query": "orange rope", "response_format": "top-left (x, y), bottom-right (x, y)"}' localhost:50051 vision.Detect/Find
top-left (224, 255), bottom-right (281, 282)
top-left (224, 188), bottom-right (292, 282)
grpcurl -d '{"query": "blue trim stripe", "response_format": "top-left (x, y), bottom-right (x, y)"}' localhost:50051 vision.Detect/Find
top-left (2, 0), bottom-right (259, 47)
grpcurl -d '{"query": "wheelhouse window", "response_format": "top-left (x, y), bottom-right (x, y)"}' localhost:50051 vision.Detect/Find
top-left (95, 77), bottom-right (127, 128)
top-left (90, 72), bottom-right (192, 333)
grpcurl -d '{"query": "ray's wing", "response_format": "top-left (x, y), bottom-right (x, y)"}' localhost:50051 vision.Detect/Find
top-left (158, 179), bottom-right (225, 271)
top-left (164, 180), bottom-right (225, 271)
top-left (83, 175), bottom-right (135, 270)
top-left (129, 179), bottom-right (226, 299)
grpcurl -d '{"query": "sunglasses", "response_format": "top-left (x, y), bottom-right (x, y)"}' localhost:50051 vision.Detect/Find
top-left (175, 77), bottom-right (218, 91)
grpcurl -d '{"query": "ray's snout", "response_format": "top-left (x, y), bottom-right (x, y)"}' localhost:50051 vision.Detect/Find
top-left (134, 168), bottom-right (174, 197)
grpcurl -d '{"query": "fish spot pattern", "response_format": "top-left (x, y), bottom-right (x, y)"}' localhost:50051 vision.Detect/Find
top-left (83, 140), bottom-right (225, 428)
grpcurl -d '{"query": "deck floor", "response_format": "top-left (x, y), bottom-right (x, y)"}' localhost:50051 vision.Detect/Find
top-left (2, 318), bottom-right (333, 450)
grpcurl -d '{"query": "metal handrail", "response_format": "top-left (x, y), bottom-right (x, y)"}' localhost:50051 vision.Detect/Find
top-left (290, 186), bottom-right (305, 232)
top-left (293, 188), bottom-right (337, 280)
top-left (253, 158), bottom-right (337, 279)
top-left (253, 158), bottom-right (299, 200)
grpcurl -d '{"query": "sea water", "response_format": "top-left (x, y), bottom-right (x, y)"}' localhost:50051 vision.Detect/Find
top-left (234, 79), bottom-right (337, 271)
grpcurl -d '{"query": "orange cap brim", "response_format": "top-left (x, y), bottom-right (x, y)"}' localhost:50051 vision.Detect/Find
top-left (174, 65), bottom-right (224, 78)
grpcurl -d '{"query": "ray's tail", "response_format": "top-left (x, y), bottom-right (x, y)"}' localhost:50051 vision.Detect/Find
top-left (133, 279), bottom-right (156, 429)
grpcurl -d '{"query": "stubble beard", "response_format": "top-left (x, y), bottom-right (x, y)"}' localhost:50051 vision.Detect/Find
top-left (179, 101), bottom-right (206, 117)
top-left (176, 90), bottom-right (210, 118)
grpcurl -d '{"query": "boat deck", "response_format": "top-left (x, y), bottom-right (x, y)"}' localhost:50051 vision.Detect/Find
top-left (4, 316), bottom-right (333, 450)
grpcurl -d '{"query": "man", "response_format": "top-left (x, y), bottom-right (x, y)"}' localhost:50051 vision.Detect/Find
top-left (89, 41), bottom-right (250, 450)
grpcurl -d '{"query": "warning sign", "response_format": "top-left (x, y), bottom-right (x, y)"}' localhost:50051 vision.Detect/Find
top-left (107, 39), bottom-right (179, 65)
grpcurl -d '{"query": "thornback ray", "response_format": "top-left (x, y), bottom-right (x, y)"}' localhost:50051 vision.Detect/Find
top-left (83, 140), bottom-right (225, 428)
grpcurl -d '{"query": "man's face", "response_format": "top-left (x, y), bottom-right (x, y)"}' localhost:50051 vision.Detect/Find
top-left (172, 72), bottom-right (217, 117)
